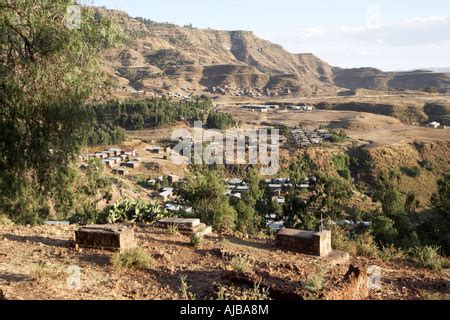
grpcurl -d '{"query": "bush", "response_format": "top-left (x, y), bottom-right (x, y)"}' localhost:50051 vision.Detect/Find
top-left (230, 256), bottom-right (252, 274)
top-left (167, 225), bottom-right (179, 236)
top-left (400, 166), bottom-right (421, 178)
top-left (303, 266), bottom-right (329, 297)
top-left (111, 247), bottom-right (153, 272)
top-left (408, 246), bottom-right (443, 270)
top-left (190, 234), bottom-right (203, 247)
top-left (0, 214), bottom-right (14, 226)
top-left (356, 233), bottom-right (380, 259)
top-left (418, 160), bottom-right (436, 172)
top-left (331, 227), bottom-right (357, 255)
top-left (329, 130), bottom-right (347, 143)
top-left (180, 275), bottom-right (196, 300)
top-left (379, 244), bottom-right (405, 262)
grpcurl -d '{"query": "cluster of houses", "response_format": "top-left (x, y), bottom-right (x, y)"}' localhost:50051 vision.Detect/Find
top-left (146, 174), bottom-right (182, 201)
top-left (241, 105), bottom-right (280, 113)
top-left (81, 147), bottom-right (139, 176)
top-left (292, 128), bottom-right (332, 147)
top-left (241, 104), bottom-right (315, 113)
top-left (223, 176), bottom-right (317, 203)
top-left (288, 105), bottom-right (315, 112)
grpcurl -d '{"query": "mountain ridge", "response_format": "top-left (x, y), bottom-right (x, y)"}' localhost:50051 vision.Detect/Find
top-left (97, 7), bottom-right (450, 98)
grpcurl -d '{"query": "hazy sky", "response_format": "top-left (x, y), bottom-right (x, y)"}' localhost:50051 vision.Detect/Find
top-left (88, 0), bottom-right (450, 71)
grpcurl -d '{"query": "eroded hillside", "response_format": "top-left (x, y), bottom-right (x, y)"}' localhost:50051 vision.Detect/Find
top-left (95, 8), bottom-right (450, 99)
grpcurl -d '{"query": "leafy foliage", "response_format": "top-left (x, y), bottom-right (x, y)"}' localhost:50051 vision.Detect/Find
top-left (0, 1), bottom-right (120, 221)
top-left (206, 112), bottom-right (236, 130)
top-left (329, 130), bottom-right (347, 143)
top-left (178, 166), bottom-right (236, 231)
top-left (408, 246), bottom-right (443, 270)
top-left (99, 199), bottom-right (171, 224)
top-left (90, 97), bottom-right (211, 131)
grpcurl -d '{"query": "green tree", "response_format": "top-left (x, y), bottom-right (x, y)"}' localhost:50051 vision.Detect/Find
top-left (372, 216), bottom-right (398, 245)
top-left (234, 200), bottom-right (259, 235)
top-left (178, 167), bottom-right (236, 231)
top-left (0, 1), bottom-right (120, 222)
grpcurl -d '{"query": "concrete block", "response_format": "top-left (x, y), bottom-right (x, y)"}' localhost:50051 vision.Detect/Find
top-left (75, 225), bottom-right (136, 251)
top-left (276, 228), bottom-right (332, 257)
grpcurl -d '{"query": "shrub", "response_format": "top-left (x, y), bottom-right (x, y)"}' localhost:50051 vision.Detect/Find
top-left (111, 247), bottom-right (153, 272)
top-left (230, 256), bottom-right (252, 274)
top-left (400, 166), bottom-right (421, 178)
top-left (331, 227), bottom-right (357, 255)
top-left (180, 275), bottom-right (196, 300)
top-left (418, 160), bottom-right (436, 172)
top-left (408, 246), bottom-right (443, 270)
top-left (167, 225), bottom-right (179, 236)
top-left (0, 214), bottom-right (14, 226)
top-left (356, 233), bottom-right (380, 259)
top-left (303, 266), bottom-right (329, 297)
top-left (379, 244), bottom-right (405, 262)
top-left (206, 112), bottom-right (236, 130)
top-left (190, 234), bottom-right (203, 247)
top-left (329, 130), bottom-right (347, 143)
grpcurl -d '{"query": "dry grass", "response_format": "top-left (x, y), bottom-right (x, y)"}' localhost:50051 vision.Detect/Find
top-left (28, 261), bottom-right (63, 281)
top-left (216, 283), bottom-right (270, 300)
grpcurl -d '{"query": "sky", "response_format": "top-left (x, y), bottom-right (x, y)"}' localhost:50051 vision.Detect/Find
top-left (87, 0), bottom-right (450, 71)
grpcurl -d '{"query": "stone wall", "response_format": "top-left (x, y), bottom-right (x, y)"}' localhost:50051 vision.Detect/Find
top-left (276, 229), bottom-right (332, 257)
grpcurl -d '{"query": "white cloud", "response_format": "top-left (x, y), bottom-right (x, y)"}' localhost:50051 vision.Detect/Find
top-left (261, 15), bottom-right (450, 70)
top-left (289, 15), bottom-right (450, 45)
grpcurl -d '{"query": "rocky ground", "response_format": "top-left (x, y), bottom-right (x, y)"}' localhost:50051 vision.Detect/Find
top-left (0, 224), bottom-right (448, 300)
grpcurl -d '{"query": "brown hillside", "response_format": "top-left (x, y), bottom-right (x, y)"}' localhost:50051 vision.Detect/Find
top-left (95, 8), bottom-right (450, 99)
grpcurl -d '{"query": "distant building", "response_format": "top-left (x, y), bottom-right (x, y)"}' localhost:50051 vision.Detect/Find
top-left (127, 160), bottom-right (140, 169)
top-left (229, 178), bottom-right (243, 185)
top-left (107, 148), bottom-right (122, 156)
top-left (116, 168), bottom-right (128, 176)
top-left (94, 152), bottom-right (109, 159)
top-left (122, 148), bottom-right (138, 157)
top-left (427, 122), bottom-right (441, 128)
top-left (167, 174), bottom-right (181, 183)
top-left (159, 187), bottom-right (174, 202)
top-left (146, 146), bottom-right (164, 154)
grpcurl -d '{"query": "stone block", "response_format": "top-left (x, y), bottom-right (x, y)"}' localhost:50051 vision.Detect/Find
top-left (157, 218), bottom-right (201, 231)
top-left (75, 225), bottom-right (136, 251)
top-left (276, 228), bottom-right (332, 257)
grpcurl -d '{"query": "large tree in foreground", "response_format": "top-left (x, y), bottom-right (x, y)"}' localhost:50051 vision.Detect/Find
top-left (0, 1), bottom-right (120, 222)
